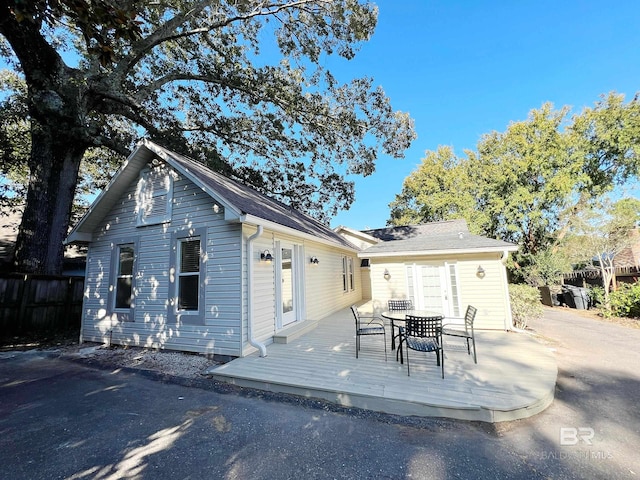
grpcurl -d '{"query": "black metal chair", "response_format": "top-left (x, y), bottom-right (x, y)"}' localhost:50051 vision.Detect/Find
top-left (404, 314), bottom-right (444, 378)
top-left (387, 299), bottom-right (413, 352)
top-left (350, 305), bottom-right (387, 361)
top-left (443, 305), bottom-right (478, 363)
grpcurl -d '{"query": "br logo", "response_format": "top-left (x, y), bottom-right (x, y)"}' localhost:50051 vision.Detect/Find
top-left (560, 427), bottom-right (595, 446)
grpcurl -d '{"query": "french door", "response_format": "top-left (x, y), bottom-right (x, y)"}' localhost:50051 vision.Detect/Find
top-left (276, 242), bottom-right (304, 328)
top-left (406, 263), bottom-right (461, 317)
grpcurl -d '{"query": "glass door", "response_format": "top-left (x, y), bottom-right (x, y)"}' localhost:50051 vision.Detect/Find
top-left (406, 263), bottom-right (461, 316)
top-left (281, 246), bottom-right (296, 326)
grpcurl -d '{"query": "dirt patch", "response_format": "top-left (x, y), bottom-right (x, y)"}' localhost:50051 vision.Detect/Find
top-left (65, 343), bottom-right (217, 379)
top-left (1, 328), bottom-right (217, 379)
top-left (563, 306), bottom-right (640, 329)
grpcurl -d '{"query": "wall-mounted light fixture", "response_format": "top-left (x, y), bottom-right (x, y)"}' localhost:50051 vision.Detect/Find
top-left (383, 268), bottom-right (391, 280)
top-left (310, 256), bottom-right (319, 265)
top-left (476, 265), bottom-right (485, 278)
top-left (260, 250), bottom-right (273, 263)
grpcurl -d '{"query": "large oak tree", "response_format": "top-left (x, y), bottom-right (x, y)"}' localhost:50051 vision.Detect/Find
top-left (0, 0), bottom-right (416, 274)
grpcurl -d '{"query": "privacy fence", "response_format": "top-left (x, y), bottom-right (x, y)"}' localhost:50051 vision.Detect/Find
top-left (0, 274), bottom-right (84, 338)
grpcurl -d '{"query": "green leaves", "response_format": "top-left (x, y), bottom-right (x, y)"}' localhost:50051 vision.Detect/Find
top-left (1, 0), bottom-right (415, 224)
top-left (389, 93), bottom-right (640, 263)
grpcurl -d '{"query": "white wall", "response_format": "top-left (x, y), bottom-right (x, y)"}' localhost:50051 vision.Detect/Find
top-left (242, 226), bottom-right (362, 356)
top-left (367, 252), bottom-right (512, 330)
top-left (82, 167), bottom-right (243, 356)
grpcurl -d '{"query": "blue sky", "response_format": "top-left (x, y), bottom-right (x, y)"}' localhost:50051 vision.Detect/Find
top-left (328, 0), bottom-right (640, 230)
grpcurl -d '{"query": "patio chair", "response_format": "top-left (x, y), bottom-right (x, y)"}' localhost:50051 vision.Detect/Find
top-left (387, 299), bottom-right (414, 354)
top-left (442, 305), bottom-right (477, 363)
top-left (351, 305), bottom-right (387, 361)
top-left (404, 315), bottom-right (444, 378)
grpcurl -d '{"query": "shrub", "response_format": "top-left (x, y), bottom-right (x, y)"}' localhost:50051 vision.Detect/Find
top-left (509, 283), bottom-right (544, 329)
top-left (609, 283), bottom-right (640, 318)
top-left (587, 285), bottom-right (605, 307)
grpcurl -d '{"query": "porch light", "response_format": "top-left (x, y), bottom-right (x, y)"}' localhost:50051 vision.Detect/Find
top-left (260, 250), bottom-right (273, 263)
top-left (310, 256), bottom-right (319, 265)
top-left (476, 265), bottom-right (485, 278)
top-left (383, 268), bottom-right (391, 280)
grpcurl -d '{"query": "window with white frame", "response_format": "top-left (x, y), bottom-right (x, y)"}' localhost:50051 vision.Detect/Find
top-left (136, 166), bottom-right (173, 226)
top-left (177, 237), bottom-right (201, 311)
top-left (114, 244), bottom-right (134, 310)
top-left (348, 257), bottom-right (355, 291)
top-left (342, 256), bottom-right (348, 293)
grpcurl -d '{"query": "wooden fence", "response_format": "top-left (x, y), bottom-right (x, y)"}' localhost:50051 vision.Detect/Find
top-left (0, 274), bottom-right (84, 338)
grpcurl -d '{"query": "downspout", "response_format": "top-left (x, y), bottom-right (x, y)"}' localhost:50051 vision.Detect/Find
top-left (247, 225), bottom-right (268, 357)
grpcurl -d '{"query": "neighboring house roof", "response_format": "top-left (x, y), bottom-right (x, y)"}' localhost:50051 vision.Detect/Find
top-left (1, 207), bottom-right (86, 274)
top-left (359, 219), bottom-right (518, 257)
top-left (66, 139), bottom-right (355, 250)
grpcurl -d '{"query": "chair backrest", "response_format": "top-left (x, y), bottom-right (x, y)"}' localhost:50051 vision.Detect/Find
top-left (405, 315), bottom-right (443, 338)
top-left (350, 305), bottom-right (361, 327)
top-left (464, 305), bottom-right (477, 332)
top-left (388, 299), bottom-right (413, 311)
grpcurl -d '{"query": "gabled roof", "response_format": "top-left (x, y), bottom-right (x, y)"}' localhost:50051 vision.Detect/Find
top-left (359, 219), bottom-right (518, 257)
top-left (66, 139), bottom-right (355, 250)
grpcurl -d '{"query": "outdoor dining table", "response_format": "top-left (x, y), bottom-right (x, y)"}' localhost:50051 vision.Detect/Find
top-left (380, 309), bottom-right (442, 363)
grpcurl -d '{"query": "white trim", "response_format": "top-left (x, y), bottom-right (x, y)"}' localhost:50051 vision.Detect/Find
top-left (358, 246), bottom-right (518, 258)
top-left (241, 214), bottom-right (358, 252)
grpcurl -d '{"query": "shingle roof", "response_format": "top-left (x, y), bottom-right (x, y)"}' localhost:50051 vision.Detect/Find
top-left (360, 220), bottom-right (517, 255)
top-left (160, 144), bottom-right (354, 249)
top-left (67, 139), bottom-right (354, 250)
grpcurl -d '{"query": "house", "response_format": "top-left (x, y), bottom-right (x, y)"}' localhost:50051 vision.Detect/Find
top-left (1, 207), bottom-right (86, 275)
top-left (66, 139), bottom-right (518, 357)
top-left (66, 139), bottom-right (363, 357)
top-left (335, 221), bottom-right (518, 330)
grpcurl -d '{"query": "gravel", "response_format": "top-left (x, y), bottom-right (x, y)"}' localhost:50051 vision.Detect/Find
top-left (61, 343), bottom-right (217, 379)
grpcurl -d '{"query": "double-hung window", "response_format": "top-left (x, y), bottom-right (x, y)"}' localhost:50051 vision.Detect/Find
top-left (342, 256), bottom-right (348, 293)
top-left (177, 237), bottom-right (201, 311)
top-left (348, 257), bottom-right (355, 291)
top-left (170, 228), bottom-right (206, 325)
top-left (115, 244), bottom-right (135, 309)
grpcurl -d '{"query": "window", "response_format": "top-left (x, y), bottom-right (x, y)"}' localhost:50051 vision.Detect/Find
top-left (115, 244), bottom-right (134, 309)
top-left (348, 257), bottom-right (355, 291)
top-left (136, 166), bottom-right (173, 226)
top-left (177, 238), bottom-right (200, 311)
top-left (342, 256), bottom-right (348, 293)
top-left (169, 228), bottom-right (206, 325)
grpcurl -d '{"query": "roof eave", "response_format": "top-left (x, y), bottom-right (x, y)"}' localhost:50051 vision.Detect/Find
top-left (242, 214), bottom-right (358, 252)
top-left (357, 246), bottom-right (518, 258)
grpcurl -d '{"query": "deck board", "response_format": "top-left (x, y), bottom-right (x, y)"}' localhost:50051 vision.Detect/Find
top-left (207, 307), bottom-right (557, 422)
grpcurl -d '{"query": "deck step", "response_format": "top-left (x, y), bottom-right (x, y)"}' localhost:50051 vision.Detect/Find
top-left (273, 319), bottom-right (319, 344)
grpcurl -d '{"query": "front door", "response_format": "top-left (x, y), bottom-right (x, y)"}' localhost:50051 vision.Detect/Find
top-left (406, 263), bottom-right (461, 317)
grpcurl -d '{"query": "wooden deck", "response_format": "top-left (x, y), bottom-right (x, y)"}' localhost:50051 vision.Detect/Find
top-left (207, 306), bottom-right (557, 423)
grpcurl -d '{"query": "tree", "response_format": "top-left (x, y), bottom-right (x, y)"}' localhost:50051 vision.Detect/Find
top-left (0, 0), bottom-right (416, 274)
top-left (1, 71), bottom-right (130, 215)
top-left (388, 94), bottom-right (640, 266)
top-left (388, 145), bottom-right (486, 232)
top-left (561, 198), bottom-right (640, 308)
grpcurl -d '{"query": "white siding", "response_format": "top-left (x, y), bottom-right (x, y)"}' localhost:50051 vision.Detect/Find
top-left (367, 253), bottom-right (512, 330)
top-left (82, 170), bottom-right (243, 356)
top-left (241, 226), bottom-right (361, 356)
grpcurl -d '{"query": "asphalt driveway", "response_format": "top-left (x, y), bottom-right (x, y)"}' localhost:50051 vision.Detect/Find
top-left (1, 306), bottom-right (639, 479)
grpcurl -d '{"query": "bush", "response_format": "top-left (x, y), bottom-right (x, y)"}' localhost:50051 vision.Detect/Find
top-left (587, 285), bottom-right (605, 309)
top-left (509, 283), bottom-right (544, 329)
top-left (609, 283), bottom-right (640, 318)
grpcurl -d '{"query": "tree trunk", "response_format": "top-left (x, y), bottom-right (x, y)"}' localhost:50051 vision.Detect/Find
top-left (14, 126), bottom-right (86, 274)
